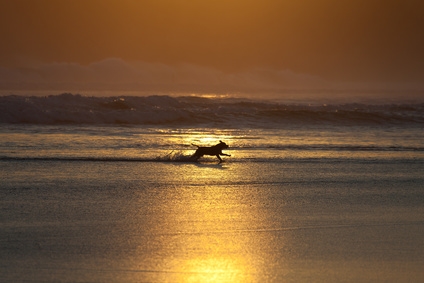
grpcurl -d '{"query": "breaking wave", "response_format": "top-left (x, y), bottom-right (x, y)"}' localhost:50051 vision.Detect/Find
top-left (1, 93), bottom-right (423, 127)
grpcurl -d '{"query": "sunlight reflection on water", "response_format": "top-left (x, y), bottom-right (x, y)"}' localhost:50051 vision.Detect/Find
top-left (1, 125), bottom-right (423, 282)
top-left (131, 165), bottom-right (266, 282)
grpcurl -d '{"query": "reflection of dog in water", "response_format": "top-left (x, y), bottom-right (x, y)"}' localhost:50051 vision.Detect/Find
top-left (190, 141), bottom-right (231, 162)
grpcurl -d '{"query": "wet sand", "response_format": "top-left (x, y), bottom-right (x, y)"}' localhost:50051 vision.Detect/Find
top-left (1, 160), bottom-right (423, 282)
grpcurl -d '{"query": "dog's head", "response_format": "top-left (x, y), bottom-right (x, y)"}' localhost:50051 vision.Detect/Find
top-left (218, 140), bottom-right (229, 149)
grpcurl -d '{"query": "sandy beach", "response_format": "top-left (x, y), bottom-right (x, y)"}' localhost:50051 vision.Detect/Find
top-left (1, 145), bottom-right (423, 282)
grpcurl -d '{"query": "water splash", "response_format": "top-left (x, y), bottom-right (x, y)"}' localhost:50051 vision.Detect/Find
top-left (155, 150), bottom-right (193, 162)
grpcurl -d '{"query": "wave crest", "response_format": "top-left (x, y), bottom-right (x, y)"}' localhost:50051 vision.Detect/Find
top-left (1, 93), bottom-right (423, 127)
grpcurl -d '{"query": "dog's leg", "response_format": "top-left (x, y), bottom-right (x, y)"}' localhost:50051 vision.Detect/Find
top-left (216, 155), bottom-right (223, 162)
top-left (219, 150), bottom-right (231, 157)
top-left (190, 152), bottom-right (202, 161)
top-left (190, 154), bottom-right (198, 161)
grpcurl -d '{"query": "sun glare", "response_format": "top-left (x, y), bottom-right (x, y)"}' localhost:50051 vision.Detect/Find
top-left (129, 159), bottom-right (268, 282)
top-left (162, 185), bottom-right (258, 282)
top-left (178, 257), bottom-right (250, 282)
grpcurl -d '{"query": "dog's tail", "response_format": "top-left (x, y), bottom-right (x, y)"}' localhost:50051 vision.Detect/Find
top-left (191, 143), bottom-right (199, 148)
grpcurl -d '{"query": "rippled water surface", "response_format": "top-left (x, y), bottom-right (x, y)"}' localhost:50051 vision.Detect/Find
top-left (1, 125), bottom-right (423, 282)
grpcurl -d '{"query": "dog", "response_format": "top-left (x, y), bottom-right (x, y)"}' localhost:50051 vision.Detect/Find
top-left (190, 140), bottom-right (231, 162)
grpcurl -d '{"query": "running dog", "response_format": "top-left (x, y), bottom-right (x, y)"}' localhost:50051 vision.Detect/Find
top-left (190, 141), bottom-right (231, 162)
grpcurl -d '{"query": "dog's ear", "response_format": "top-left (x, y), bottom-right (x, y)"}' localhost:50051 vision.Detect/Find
top-left (220, 140), bottom-right (223, 143)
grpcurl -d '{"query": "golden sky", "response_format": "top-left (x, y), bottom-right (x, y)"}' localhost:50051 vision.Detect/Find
top-left (1, 0), bottom-right (423, 93)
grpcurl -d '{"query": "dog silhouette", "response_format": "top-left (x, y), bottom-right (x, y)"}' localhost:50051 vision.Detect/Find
top-left (190, 141), bottom-right (231, 162)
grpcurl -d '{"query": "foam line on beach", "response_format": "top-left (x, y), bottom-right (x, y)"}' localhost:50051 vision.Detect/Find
top-left (135, 221), bottom-right (424, 236)
top-left (1, 156), bottom-right (422, 165)
top-left (0, 156), bottom-right (191, 163)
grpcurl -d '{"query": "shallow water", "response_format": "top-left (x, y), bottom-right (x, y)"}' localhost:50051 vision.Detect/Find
top-left (1, 124), bottom-right (423, 161)
top-left (1, 125), bottom-right (423, 282)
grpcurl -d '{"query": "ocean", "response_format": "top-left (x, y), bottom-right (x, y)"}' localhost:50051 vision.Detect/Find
top-left (1, 94), bottom-right (424, 282)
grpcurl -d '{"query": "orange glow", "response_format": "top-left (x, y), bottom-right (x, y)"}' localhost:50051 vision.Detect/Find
top-left (177, 258), bottom-right (250, 283)
top-left (127, 157), bottom-right (270, 282)
top-left (1, 0), bottom-right (423, 83)
top-left (156, 184), bottom-right (261, 282)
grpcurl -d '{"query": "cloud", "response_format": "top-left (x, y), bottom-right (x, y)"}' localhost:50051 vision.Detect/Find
top-left (3, 58), bottom-right (423, 103)
top-left (0, 58), bottom-right (330, 95)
